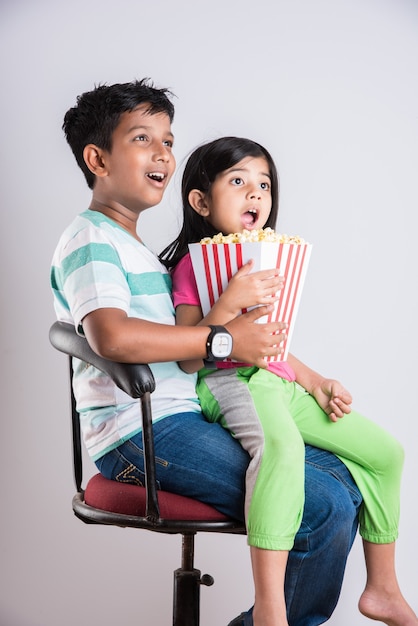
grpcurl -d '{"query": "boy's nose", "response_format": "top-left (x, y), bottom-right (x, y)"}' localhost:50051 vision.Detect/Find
top-left (155, 146), bottom-right (172, 162)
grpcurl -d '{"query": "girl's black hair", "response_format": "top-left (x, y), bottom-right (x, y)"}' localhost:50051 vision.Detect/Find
top-left (160, 136), bottom-right (280, 269)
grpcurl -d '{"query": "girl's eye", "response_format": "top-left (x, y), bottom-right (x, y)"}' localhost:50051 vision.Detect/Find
top-left (231, 177), bottom-right (244, 186)
top-left (260, 181), bottom-right (270, 190)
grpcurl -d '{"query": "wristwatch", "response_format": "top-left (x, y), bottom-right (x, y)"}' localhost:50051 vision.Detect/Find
top-left (204, 325), bottom-right (233, 369)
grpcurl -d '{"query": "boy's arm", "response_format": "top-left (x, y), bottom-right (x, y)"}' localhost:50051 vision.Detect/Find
top-left (287, 353), bottom-right (353, 422)
top-left (82, 306), bottom-right (285, 369)
top-left (174, 261), bottom-right (284, 373)
top-left (174, 301), bottom-right (244, 373)
top-left (174, 304), bottom-right (206, 373)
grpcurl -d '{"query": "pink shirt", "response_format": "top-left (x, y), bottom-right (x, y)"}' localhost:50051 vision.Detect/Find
top-left (171, 254), bottom-right (297, 382)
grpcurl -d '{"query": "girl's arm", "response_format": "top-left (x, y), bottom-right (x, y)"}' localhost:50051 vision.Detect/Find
top-left (287, 353), bottom-right (353, 422)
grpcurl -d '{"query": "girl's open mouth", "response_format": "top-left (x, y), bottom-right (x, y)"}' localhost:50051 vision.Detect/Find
top-left (241, 209), bottom-right (258, 229)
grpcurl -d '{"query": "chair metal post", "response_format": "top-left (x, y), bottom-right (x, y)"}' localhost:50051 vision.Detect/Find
top-left (173, 533), bottom-right (200, 626)
top-left (172, 533), bottom-right (215, 626)
top-left (140, 390), bottom-right (160, 523)
top-left (69, 356), bottom-right (83, 493)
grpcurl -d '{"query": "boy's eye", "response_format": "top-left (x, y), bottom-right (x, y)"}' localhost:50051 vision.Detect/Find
top-left (134, 134), bottom-right (148, 142)
top-left (163, 139), bottom-right (173, 148)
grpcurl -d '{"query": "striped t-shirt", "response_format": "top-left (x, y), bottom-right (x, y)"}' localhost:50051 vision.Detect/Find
top-left (50, 210), bottom-right (200, 460)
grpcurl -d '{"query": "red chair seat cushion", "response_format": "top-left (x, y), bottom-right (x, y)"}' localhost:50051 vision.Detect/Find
top-left (84, 473), bottom-right (231, 521)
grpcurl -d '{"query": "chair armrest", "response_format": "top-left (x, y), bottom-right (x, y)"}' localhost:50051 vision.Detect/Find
top-left (49, 321), bottom-right (155, 397)
top-left (50, 321), bottom-right (161, 520)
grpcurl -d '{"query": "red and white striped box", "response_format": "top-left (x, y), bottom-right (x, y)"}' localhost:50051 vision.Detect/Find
top-left (188, 239), bottom-right (312, 361)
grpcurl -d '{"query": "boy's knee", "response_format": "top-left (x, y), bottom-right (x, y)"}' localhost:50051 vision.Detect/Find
top-left (299, 467), bottom-right (361, 550)
top-left (321, 479), bottom-right (358, 526)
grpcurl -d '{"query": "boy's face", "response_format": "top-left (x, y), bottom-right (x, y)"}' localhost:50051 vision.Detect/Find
top-left (97, 104), bottom-right (176, 215)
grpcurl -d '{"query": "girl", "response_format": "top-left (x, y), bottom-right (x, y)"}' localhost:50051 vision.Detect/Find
top-left (160, 137), bottom-right (417, 626)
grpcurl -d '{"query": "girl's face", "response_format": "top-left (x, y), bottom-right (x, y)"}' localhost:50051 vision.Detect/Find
top-left (195, 156), bottom-right (272, 234)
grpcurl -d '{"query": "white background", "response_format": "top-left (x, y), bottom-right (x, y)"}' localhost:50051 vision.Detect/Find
top-left (1, 0), bottom-right (417, 624)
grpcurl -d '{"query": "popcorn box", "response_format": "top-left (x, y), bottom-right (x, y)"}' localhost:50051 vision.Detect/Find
top-left (188, 237), bottom-right (312, 361)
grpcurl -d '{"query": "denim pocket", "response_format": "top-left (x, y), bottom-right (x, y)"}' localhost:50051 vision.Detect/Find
top-left (114, 461), bottom-right (145, 486)
top-left (96, 447), bottom-right (146, 487)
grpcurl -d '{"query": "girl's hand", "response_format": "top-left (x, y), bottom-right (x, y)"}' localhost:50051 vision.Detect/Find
top-left (311, 379), bottom-right (353, 422)
top-left (215, 259), bottom-right (284, 317)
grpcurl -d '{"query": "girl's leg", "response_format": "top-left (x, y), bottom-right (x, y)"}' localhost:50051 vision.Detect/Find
top-left (358, 540), bottom-right (418, 626)
top-left (289, 384), bottom-right (417, 625)
top-left (199, 368), bottom-right (305, 626)
top-left (251, 547), bottom-right (289, 626)
top-left (198, 368), bottom-right (305, 549)
top-left (289, 382), bottom-right (404, 543)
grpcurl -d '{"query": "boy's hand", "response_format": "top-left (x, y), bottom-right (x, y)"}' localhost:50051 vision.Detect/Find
top-left (311, 379), bottom-right (353, 422)
top-left (216, 260), bottom-right (284, 317)
top-left (225, 305), bottom-right (287, 368)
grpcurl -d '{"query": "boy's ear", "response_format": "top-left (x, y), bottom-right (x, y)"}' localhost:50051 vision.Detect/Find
top-left (83, 144), bottom-right (108, 178)
top-left (188, 189), bottom-right (210, 216)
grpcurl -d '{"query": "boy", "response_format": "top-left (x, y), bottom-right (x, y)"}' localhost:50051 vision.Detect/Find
top-left (51, 79), bottom-right (362, 626)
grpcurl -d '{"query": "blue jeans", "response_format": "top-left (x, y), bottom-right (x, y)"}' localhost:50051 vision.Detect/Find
top-left (96, 412), bottom-right (362, 626)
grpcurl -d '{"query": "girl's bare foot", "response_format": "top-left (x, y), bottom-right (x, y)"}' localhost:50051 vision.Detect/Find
top-left (359, 587), bottom-right (418, 626)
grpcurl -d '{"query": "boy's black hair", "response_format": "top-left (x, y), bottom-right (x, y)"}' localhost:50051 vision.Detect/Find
top-left (160, 136), bottom-right (280, 269)
top-left (63, 78), bottom-right (175, 189)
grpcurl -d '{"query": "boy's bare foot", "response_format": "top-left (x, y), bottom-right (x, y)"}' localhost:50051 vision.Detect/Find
top-left (359, 588), bottom-right (418, 626)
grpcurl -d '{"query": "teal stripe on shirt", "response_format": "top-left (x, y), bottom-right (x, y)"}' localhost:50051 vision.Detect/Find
top-left (127, 272), bottom-right (172, 296)
top-left (61, 243), bottom-right (122, 283)
top-left (56, 243), bottom-right (172, 297)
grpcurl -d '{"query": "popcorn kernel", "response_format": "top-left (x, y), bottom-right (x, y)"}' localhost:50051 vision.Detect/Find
top-left (200, 228), bottom-right (306, 245)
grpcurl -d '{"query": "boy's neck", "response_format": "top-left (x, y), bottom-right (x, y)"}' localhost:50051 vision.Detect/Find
top-left (89, 200), bottom-right (142, 241)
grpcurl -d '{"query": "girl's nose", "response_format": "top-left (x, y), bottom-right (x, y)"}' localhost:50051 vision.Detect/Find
top-left (248, 185), bottom-right (261, 199)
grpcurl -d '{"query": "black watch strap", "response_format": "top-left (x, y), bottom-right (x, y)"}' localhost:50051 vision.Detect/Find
top-left (203, 325), bottom-right (232, 369)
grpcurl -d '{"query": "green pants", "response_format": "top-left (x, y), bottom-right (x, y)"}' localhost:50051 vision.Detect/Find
top-left (197, 366), bottom-right (404, 550)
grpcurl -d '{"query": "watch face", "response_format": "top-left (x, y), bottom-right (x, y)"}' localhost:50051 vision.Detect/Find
top-left (212, 332), bottom-right (233, 358)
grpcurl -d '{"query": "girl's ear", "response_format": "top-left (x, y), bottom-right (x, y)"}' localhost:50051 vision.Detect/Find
top-left (83, 144), bottom-right (108, 178)
top-left (188, 189), bottom-right (210, 216)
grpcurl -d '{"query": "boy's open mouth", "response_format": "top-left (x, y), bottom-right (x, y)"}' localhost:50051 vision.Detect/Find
top-left (147, 172), bottom-right (166, 182)
top-left (241, 208), bottom-right (258, 229)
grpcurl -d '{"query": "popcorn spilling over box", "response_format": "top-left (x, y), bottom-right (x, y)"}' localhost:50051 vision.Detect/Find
top-left (188, 228), bottom-right (312, 362)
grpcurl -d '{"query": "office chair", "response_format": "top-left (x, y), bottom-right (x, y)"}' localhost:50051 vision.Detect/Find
top-left (49, 321), bottom-right (246, 626)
